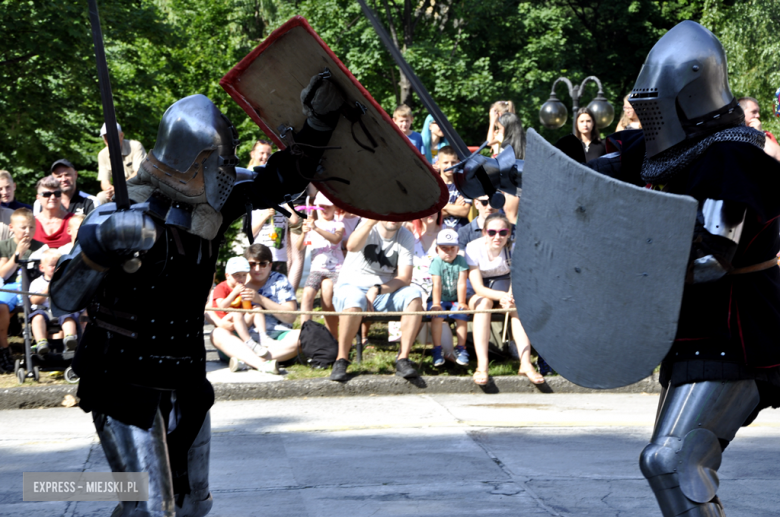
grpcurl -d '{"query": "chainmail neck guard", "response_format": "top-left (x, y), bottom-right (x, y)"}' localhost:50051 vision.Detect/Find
top-left (640, 125), bottom-right (765, 183)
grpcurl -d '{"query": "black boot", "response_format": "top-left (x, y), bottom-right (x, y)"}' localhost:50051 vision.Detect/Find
top-left (0, 346), bottom-right (14, 373)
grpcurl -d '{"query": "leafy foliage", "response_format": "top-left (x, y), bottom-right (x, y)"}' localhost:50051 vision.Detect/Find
top-left (701, 0), bottom-right (780, 136)
top-left (1, 0), bottom-right (776, 206)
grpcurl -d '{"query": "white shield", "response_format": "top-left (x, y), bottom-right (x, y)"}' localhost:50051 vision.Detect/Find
top-left (512, 130), bottom-right (698, 389)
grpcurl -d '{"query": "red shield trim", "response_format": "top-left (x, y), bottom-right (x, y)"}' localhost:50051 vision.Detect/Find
top-left (220, 16), bottom-right (448, 221)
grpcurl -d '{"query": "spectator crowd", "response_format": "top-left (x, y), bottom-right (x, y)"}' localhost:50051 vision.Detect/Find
top-left (1, 94), bottom-right (776, 385)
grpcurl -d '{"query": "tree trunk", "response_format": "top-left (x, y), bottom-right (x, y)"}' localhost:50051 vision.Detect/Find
top-left (399, 69), bottom-right (412, 105)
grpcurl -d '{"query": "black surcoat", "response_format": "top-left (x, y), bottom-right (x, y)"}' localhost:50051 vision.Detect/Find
top-left (655, 141), bottom-right (780, 389)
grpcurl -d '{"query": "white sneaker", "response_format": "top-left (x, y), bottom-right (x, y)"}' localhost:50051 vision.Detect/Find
top-left (229, 357), bottom-right (249, 372)
top-left (256, 359), bottom-right (279, 375)
top-left (248, 340), bottom-right (270, 360)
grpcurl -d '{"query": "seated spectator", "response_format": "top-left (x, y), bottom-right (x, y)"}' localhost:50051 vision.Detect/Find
top-left (0, 208), bottom-right (44, 372)
top-left (210, 244), bottom-right (300, 373)
top-left (247, 139), bottom-right (273, 169)
top-left (438, 146), bottom-right (471, 232)
top-left (96, 122), bottom-right (147, 204)
top-left (574, 108), bottom-right (606, 162)
top-left (421, 115), bottom-right (449, 164)
top-left (615, 95), bottom-right (642, 131)
top-left (428, 229), bottom-right (469, 367)
top-left (28, 249), bottom-right (80, 355)
top-left (465, 212), bottom-right (543, 386)
top-left (487, 100), bottom-right (515, 156)
top-left (33, 176), bottom-right (73, 249)
top-left (297, 192), bottom-right (344, 337)
top-left (494, 112), bottom-right (526, 223)
top-left (738, 96), bottom-right (780, 161)
top-left (392, 104), bottom-right (425, 154)
top-left (35, 159), bottom-right (98, 216)
top-left (0, 170), bottom-right (32, 210)
top-left (330, 219), bottom-right (422, 381)
top-left (211, 256), bottom-right (269, 348)
top-left (56, 214), bottom-right (84, 256)
top-left (458, 194), bottom-right (499, 251)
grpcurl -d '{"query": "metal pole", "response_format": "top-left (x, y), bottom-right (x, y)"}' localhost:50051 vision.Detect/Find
top-left (86, 0), bottom-right (130, 210)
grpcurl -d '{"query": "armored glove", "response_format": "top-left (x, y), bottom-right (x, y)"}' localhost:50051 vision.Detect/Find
top-left (301, 73), bottom-right (345, 131)
top-left (80, 208), bottom-right (158, 269)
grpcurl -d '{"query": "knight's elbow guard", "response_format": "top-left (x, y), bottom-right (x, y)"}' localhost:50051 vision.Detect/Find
top-left (690, 199), bottom-right (746, 283)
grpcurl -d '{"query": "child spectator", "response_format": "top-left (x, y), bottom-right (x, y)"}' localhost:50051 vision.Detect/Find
top-left (428, 229), bottom-right (469, 367)
top-left (0, 208), bottom-right (45, 370)
top-left (437, 146), bottom-right (471, 232)
top-left (57, 213), bottom-right (84, 255)
top-left (29, 249), bottom-right (80, 355)
top-left (392, 105), bottom-right (425, 154)
top-left (211, 256), bottom-right (270, 349)
top-left (297, 191), bottom-right (344, 337)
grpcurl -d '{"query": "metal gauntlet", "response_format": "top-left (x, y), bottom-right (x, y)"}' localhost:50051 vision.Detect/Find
top-left (689, 199), bottom-right (746, 283)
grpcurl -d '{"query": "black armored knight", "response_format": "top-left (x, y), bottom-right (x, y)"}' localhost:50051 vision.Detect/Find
top-left (603, 21), bottom-right (780, 517)
top-left (50, 77), bottom-right (344, 517)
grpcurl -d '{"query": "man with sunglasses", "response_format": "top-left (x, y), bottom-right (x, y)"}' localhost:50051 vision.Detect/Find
top-left (458, 195), bottom-right (504, 251)
top-left (35, 159), bottom-right (99, 217)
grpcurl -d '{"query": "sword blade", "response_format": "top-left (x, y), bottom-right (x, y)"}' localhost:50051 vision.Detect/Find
top-left (87, 0), bottom-right (129, 210)
top-left (356, 0), bottom-right (470, 159)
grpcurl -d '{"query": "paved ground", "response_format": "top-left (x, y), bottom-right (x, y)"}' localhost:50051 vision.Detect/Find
top-left (2, 393), bottom-right (779, 516)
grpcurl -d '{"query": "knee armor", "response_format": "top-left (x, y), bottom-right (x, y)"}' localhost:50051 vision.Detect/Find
top-left (640, 380), bottom-right (759, 516)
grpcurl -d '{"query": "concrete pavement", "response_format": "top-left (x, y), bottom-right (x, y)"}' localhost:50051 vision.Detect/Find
top-left (2, 393), bottom-right (779, 516)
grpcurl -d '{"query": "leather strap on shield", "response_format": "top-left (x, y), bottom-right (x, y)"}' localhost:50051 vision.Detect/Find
top-left (302, 68), bottom-right (377, 153)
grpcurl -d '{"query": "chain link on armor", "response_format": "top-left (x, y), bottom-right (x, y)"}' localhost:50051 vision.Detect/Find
top-left (640, 126), bottom-right (765, 183)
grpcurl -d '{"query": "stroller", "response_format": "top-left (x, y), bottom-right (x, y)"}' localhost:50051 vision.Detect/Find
top-left (13, 257), bottom-right (78, 384)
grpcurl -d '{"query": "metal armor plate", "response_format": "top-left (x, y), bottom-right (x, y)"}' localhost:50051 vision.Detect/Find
top-left (220, 16), bottom-right (447, 222)
top-left (512, 129), bottom-right (698, 388)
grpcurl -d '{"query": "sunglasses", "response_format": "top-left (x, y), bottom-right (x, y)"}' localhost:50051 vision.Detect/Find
top-left (477, 199), bottom-right (491, 207)
top-left (248, 261), bottom-right (271, 269)
top-left (486, 229), bottom-right (510, 237)
top-left (39, 190), bottom-right (62, 198)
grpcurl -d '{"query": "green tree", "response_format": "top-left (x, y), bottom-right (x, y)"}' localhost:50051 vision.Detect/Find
top-left (702, 0), bottom-right (780, 137)
top-left (0, 0), bottom-right (177, 200)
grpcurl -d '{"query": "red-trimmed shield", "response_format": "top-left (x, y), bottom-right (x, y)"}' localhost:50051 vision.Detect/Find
top-left (220, 16), bottom-right (447, 221)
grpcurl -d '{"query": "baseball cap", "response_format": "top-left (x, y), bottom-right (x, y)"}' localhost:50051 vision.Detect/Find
top-left (313, 191), bottom-right (333, 206)
top-left (100, 122), bottom-right (122, 136)
top-left (436, 229), bottom-right (459, 246)
top-left (50, 159), bottom-right (75, 173)
top-left (225, 257), bottom-right (250, 275)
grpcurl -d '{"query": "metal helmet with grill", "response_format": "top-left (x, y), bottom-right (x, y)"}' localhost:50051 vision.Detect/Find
top-left (629, 21), bottom-right (736, 158)
top-left (143, 94), bottom-right (239, 212)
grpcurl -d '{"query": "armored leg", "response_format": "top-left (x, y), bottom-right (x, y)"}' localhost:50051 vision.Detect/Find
top-left (173, 412), bottom-right (213, 517)
top-left (93, 410), bottom-right (175, 517)
top-left (640, 380), bottom-right (760, 516)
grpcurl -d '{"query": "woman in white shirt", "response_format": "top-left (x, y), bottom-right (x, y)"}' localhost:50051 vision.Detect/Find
top-left (465, 213), bottom-right (543, 386)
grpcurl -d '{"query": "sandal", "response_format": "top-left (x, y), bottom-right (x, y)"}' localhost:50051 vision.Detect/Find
top-left (519, 365), bottom-right (545, 385)
top-left (473, 370), bottom-right (489, 386)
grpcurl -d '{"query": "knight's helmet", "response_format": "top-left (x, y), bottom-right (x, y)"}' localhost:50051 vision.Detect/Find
top-left (629, 20), bottom-right (740, 158)
top-left (141, 94), bottom-right (240, 213)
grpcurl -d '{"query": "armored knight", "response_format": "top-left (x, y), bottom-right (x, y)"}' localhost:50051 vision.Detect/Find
top-left (621, 21), bottom-right (780, 516)
top-left (49, 76), bottom-right (344, 517)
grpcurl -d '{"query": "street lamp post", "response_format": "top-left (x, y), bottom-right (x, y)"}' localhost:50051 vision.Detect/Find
top-left (539, 76), bottom-right (615, 133)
